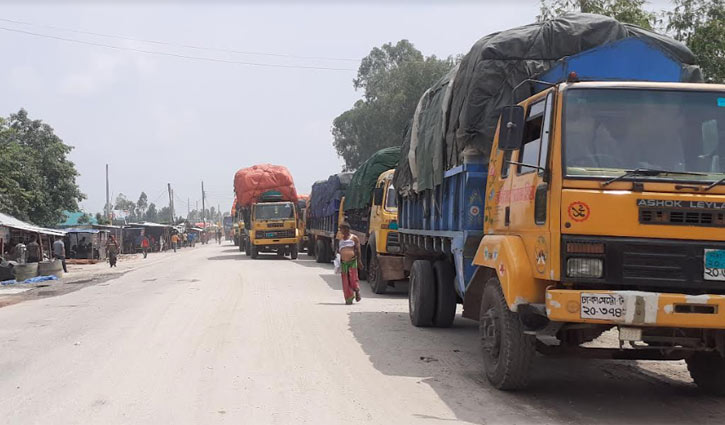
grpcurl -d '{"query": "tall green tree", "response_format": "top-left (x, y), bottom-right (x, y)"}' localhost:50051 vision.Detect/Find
top-left (333, 40), bottom-right (455, 170)
top-left (669, 0), bottom-right (725, 82)
top-left (538, 0), bottom-right (656, 29)
top-left (145, 203), bottom-right (158, 223)
top-left (0, 109), bottom-right (85, 226)
top-left (136, 192), bottom-right (148, 219)
top-left (114, 193), bottom-right (137, 222)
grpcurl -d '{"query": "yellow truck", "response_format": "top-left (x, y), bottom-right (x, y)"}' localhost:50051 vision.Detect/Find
top-left (242, 196), bottom-right (300, 259)
top-left (399, 31), bottom-right (725, 393)
top-left (343, 148), bottom-right (406, 294)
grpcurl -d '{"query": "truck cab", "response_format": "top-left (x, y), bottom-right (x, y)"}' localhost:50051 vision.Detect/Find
top-left (344, 169), bottom-right (406, 294)
top-left (246, 199), bottom-right (300, 259)
top-left (471, 80), bottom-right (725, 392)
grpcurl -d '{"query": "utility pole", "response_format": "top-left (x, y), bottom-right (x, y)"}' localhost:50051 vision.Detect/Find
top-left (167, 183), bottom-right (174, 224)
top-left (171, 189), bottom-right (176, 223)
top-left (187, 197), bottom-right (190, 219)
top-left (217, 204), bottom-right (220, 223)
top-left (105, 164), bottom-right (111, 222)
top-left (201, 181), bottom-right (206, 226)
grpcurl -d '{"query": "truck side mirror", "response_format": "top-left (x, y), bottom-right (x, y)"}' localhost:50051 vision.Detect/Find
top-left (498, 106), bottom-right (525, 151)
top-left (373, 187), bottom-right (384, 206)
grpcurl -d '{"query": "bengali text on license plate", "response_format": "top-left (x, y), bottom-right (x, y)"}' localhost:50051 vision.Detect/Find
top-left (704, 249), bottom-right (725, 281)
top-left (580, 293), bottom-right (625, 321)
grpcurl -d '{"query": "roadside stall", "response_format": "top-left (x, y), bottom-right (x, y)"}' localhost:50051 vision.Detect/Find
top-left (122, 222), bottom-right (172, 253)
top-left (64, 228), bottom-right (109, 261)
top-left (0, 212), bottom-right (66, 280)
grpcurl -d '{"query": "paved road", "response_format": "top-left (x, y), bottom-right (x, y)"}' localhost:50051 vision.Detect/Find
top-left (1, 243), bottom-right (725, 424)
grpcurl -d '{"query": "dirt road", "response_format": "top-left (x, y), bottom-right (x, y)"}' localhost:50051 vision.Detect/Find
top-left (1, 243), bottom-right (724, 424)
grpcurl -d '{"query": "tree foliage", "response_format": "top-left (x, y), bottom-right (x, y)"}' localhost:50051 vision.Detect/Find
top-left (145, 202), bottom-right (158, 223)
top-left (136, 192), bottom-right (148, 219)
top-left (538, 0), bottom-right (656, 28)
top-left (0, 109), bottom-right (85, 226)
top-left (669, 0), bottom-right (725, 82)
top-left (332, 40), bottom-right (455, 170)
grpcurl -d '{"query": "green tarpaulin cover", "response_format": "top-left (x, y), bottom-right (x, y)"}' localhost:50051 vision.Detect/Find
top-left (344, 146), bottom-right (401, 211)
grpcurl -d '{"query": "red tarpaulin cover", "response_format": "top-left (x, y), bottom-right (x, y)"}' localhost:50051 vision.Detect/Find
top-left (234, 164), bottom-right (298, 207)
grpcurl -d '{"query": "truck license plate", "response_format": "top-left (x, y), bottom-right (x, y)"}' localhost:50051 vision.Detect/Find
top-left (704, 249), bottom-right (725, 281)
top-left (580, 293), bottom-right (625, 321)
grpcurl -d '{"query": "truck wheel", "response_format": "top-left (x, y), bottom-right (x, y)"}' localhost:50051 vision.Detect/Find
top-left (245, 240), bottom-right (251, 257)
top-left (250, 244), bottom-right (259, 259)
top-left (687, 352), bottom-right (725, 395)
top-left (368, 249), bottom-right (388, 294)
top-left (238, 240), bottom-right (243, 252)
top-left (291, 245), bottom-right (299, 260)
top-left (433, 260), bottom-right (457, 328)
top-left (323, 239), bottom-right (333, 264)
top-left (315, 239), bottom-right (327, 263)
top-left (479, 277), bottom-right (535, 390)
top-left (307, 239), bottom-right (315, 257)
top-left (409, 260), bottom-right (435, 327)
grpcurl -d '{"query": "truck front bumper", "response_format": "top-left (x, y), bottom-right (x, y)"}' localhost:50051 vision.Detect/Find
top-left (546, 289), bottom-right (725, 329)
top-left (252, 237), bottom-right (298, 247)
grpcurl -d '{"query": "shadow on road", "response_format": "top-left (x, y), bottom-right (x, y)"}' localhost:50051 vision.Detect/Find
top-left (348, 311), bottom-right (725, 425)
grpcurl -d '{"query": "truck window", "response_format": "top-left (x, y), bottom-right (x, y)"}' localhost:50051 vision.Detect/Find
top-left (518, 99), bottom-right (545, 174)
top-left (254, 203), bottom-right (294, 220)
top-left (385, 183), bottom-right (397, 210)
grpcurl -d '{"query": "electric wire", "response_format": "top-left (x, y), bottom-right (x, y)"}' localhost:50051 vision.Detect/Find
top-left (0, 26), bottom-right (357, 71)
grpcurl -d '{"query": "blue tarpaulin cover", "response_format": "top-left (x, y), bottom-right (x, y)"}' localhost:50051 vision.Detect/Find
top-left (309, 173), bottom-right (353, 218)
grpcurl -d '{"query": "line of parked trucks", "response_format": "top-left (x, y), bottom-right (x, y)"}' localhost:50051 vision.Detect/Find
top-left (230, 14), bottom-right (725, 394)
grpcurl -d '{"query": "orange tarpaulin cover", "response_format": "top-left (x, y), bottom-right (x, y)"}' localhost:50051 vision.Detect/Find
top-left (231, 197), bottom-right (237, 215)
top-left (234, 164), bottom-right (298, 207)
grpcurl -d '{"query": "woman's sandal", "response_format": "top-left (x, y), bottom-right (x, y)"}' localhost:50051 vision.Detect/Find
top-left (355, 290), bottom-right (361, 302)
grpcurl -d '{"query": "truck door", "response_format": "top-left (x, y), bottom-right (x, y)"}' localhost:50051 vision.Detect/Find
top-left (508, 92), bottom-right (554, 280)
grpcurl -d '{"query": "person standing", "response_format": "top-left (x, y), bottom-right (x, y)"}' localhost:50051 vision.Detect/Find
top-left (337, 222), bottom-right (362, 305)
top-left (106, 235), bottom-right (119, 267)
top-left (52, 237), bottom-right (67, 273)
top-left (26, 236), bottom-right (41, 263)
top-left (140, 234), bottom-right (150, 259)
top-left (171, 233), bottom-right (180, 253)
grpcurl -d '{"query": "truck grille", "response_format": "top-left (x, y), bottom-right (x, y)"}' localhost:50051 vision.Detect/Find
top-left (562, 235), bottom-right (725, 294)
top-left (260, 229), bottom-right (295, 239)
top-left (266, 222), bottom-right (284, 228)
top-left (386, 231), bottom-right (400, 248)
top-left (639, 208), bottom-right (725, 227)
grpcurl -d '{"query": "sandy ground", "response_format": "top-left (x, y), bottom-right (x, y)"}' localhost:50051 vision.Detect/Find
top-left (1, 243), bottom-right (724, 425)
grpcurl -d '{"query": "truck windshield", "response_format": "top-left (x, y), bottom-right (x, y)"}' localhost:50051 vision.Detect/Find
top-left (254, 203), bottom-right (294, 220)
top-left (564, 88), bottom-right (725, 182)
top-left (385, 183), bottom-right (397, 211)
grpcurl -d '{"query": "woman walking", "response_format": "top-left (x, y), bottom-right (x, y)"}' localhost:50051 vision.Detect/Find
top-left (338, 222), bottom-right (362, 305)
top-left (107, 235), bottom-right (119, 268)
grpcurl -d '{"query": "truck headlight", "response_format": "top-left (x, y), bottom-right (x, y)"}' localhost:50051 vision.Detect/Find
top-left (566, 258), bottom-right (603, 278)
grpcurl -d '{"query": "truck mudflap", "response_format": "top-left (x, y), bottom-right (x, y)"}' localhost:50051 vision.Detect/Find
top-left (546, 289), bottom-right (725, 329)
top-left (378, 254), bottom-right (405, 281)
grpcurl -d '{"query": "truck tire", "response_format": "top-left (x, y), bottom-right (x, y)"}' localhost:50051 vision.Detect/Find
top-left (479, 277), bottom-right (535, 390)
top-left (368, 248), bottom-right (388, 294)
top-left (409, 260), bottom-right (435, 327)
top-left (687, 352), bottom-right (725, 395)
top-left (315, 239), bottom-right (327, 263)
top-left (245, 240), bottom-right (251, 257)
top-left (291, 245), bottom-right (299, 260)
top-left (433, 260), bottom-right (457, 328)
top-left (307, 239), bottom-right (315, 257)
top-left (238, 239), bottom-right (243, 252)
top-left (250, 244), bottom-right (259, 259)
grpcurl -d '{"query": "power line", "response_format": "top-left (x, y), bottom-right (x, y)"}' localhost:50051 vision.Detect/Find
top-left (0, 17), bottom-right (359, 63)
top-left (0, 26), bottom-right (357, 72)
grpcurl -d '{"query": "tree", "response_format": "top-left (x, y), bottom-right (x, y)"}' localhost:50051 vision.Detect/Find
top-left (114, 193), bottom-right (137, 222)
top-left (538, 0), bottom-right (656, 29)
top-left (0, 110), bottom-right (85, 226)
top-left (95, 212), bottom-right (110, 225)
top-left (158, 206), bottom-right (172, 223)
top-left (669, 0), bottom-right (725, 82)
top-left (332, 40), bottom-right (455, 170)
top-left (136, 192), bottom-right (148, 219)
top-left (145, 202), bottom-right (158, 223)
top-left (77, 213), bottom-right (92, 224)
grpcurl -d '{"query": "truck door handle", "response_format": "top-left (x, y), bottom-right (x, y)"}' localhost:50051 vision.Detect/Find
top-left (505, 206), bottom-right (510, 226)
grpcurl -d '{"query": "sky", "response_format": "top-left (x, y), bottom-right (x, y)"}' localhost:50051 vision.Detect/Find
top-left (0, 1), bottom-right (668, 216)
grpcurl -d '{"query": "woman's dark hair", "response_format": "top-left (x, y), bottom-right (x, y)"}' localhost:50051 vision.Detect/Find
top-left (339, 221), bottom-right (351, 230)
